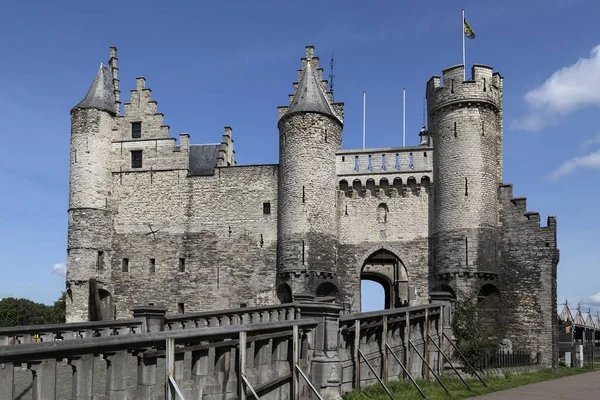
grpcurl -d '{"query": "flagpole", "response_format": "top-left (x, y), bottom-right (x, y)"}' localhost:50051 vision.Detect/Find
top-left (462, 8), bottom-right (466, 80)
top-left (362, 91), bottom-right (366, 150)
top-left (402, 88), bottom-right (406, 147)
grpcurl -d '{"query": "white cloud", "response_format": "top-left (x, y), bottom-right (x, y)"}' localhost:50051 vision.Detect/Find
top-left (548, 149), bottom-right (600, 179)
top-left (52, 263), bottom-right (66, 277)
top-left (514, 44), bottom-right (600, 132)
top-left (580, 292), bottom-right (600, 307)
top-left (582, 133), bottom-right (600, 149)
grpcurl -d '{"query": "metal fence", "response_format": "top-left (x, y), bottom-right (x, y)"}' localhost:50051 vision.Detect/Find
top-left (472, 350), bottom-right (539, 370)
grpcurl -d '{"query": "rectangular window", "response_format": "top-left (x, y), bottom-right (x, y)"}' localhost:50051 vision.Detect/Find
top-left (122, 258), bottom-right (129, 272)
top-left (131, 150), bottom-right (143, 168)
top-left (263, 202), bottom-right (271, 215)
top-left (354, 156), bottom-right (359, 172)
top-left (97, 251), bottom-right (104, 271)
top-left (177, 303), bottom-right (185, 314)
top-left (149, 258), bottom-right (156, 273)
top-left (179, 258), bottom-right (185, 272)
top-left (131, 122), bottom-right (142, 138)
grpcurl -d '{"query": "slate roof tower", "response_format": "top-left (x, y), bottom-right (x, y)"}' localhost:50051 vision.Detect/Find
top-left (66, 48), bottom-right (120, 322)
top-left (276, 46), bottom-right (345, 301)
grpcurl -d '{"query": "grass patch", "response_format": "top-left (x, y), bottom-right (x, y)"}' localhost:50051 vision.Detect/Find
top-left (343, 367), bottom-right (596, 399)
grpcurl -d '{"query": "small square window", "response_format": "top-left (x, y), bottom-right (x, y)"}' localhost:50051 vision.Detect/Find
top-left (149, 258), bottom-right (156, 273)
top-left (122, 258), bottom-right (129, 272)
top-left (240, 303), bottom-right (247, 308)
top-left (131, 122), bottom-right (142, 139)
top-left (263, 202), bottom-right (271, 215)
top-left (179, 258), bottom-right (185, 272)
top-left (131, 150), bottom-right (143, 169)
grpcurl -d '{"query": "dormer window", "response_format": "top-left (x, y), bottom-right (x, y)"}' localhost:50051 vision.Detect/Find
top-left (132, 122), bottom-right (142, 139)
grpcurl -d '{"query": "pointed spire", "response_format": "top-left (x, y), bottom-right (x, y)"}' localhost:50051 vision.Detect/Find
top-left (72, 64), bottom-right (117, 115)
top-left (285, 58), bottom-right (340, 123)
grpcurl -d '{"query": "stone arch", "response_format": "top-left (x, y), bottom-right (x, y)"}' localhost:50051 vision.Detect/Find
top-left (339, 179), bottom-right (349, 192)
top-left (379, 178), bottom-right (389, 194)
top-left (421, 176), bottom-right (431, 191)
top-left (89, 279), bottom-right (114, 321)
top-left (407, 176), bottom-right (417, 194)
top-left (478, 283), bottom-right (500, 301)
top-left (277, 283), bottom-right (293, 304)
top-left (316, 282), bottom-right (340, 299)
top-left (366, 178), bottom-right (376, 196)
top-left (392, 177), bottom-right (403, 195)
top-left (432, 283), bottom-right (456, 299)
top-left (359, 247), bottom-right (409, 310)
top-left (352, 179), bottom-right (362, 195)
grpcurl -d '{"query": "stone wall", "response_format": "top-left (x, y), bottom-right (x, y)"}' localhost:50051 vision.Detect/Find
top-left (498, 184), bottom-right (559, 367)
top-left (109, 165), bottom-right (279, 317)
top-left (337, 181), bottom-right (431, 312)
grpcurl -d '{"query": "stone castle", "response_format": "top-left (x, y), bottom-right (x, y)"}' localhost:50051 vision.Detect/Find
top-left (66, 46), bottom-right (559, 357)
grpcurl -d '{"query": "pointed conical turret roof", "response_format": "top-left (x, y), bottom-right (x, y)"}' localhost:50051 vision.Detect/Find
top-left (285, 61), bottom-right (340, 123)
top-left (72, 64), bottom-right (117, 114)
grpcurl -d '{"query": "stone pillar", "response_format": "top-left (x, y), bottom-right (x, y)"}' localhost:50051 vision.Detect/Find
top-left (132, 305), bottom-right (167, 333)
top-left (0, 362), bottom-right (14, 400)
top-left (105, 350), bottom-right (128, 400)
top-left (69, 354), bottom-right (95, 400)
top-left (29, 359), bottom-right (57, 400)
top-left (137, 356), bottom-right (157, 399)
top-left (299, 301), bottom-right (343, 400)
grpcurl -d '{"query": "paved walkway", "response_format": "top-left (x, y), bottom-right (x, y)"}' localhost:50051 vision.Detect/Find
top-left (475, 371), bottom-right (600, 399)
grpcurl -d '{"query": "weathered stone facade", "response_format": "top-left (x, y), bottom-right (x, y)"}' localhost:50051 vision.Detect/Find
top-left (65, 46), bottom-right (558, 365)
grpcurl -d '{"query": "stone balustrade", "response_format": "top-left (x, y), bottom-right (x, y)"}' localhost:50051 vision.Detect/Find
top-left (165, 303), bottom-right (299, 330)
top-left (0, 318), bottom-right (143, 346)
top-left (0, 301), bottom-right (445, 399)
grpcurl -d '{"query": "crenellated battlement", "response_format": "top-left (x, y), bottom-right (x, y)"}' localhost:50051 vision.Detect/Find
top-left (426, 64), bottom-right (503, 115)
top-left (498, 183), bottom-right (557, 248)
top-left (338, 175), bottom-right (431, 198)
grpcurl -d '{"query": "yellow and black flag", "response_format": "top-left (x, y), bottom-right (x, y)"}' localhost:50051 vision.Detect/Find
top-left (463, 17), bottom-right (476, 39)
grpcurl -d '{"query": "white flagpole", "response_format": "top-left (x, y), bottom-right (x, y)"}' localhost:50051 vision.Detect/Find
top-left (362, 91), bottom-right (366, 149)
top-left (462, 8), bottom-right (466, 80)
top-left (402, 88), bottom-right (406, 147)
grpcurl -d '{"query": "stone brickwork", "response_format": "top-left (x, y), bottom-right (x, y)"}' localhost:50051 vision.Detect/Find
top-left (65, 46), bottom-right (558, 367)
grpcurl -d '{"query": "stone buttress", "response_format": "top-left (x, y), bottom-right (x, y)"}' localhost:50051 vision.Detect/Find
top-left (276, 46), bottom-right (345, 301)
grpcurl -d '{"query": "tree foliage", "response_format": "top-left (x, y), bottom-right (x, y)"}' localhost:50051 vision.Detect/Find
top-left (0, 292), bottom-right (66, 327)
top-left (451, 289), bottom-right (504, 371)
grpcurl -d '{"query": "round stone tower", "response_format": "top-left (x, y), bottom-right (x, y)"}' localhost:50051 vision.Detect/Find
top-left (426, 64), bottom-right (503, 295)
top-left (66, 53), bottom-right (119, 322)
top-left (276, 46), bottom-right (344, 301)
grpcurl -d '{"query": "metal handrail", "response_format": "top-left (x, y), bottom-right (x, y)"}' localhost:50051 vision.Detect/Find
top-left (295, 364), bottom-right (323, 400)
top-left (358, 348), bottom-right (395, 400)
top-left (442, 332), bottom-right (486, 387)
top-left (427, 334), bottom-right (472, 391)
top-left (385, 343), bottom-right (428, 400)
top-left (408, 339), bottom-right (450, 395)
top-left (241, 374), bottom-right (261, 399)
top-left (166, 338), bottom-right (186, 399)
top-left (168, 376), bottom-right (186, 399)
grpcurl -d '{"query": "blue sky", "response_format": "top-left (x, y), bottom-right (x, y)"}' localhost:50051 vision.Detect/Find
top-left (0, 0), bottom-right (598, 315)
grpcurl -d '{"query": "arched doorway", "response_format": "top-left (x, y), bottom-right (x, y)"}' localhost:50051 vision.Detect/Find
top-left (361, 249), bottom-right (407, 311)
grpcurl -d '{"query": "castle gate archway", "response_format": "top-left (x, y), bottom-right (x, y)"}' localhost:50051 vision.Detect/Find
top-left (361, 249), bottom-right (408, 311)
